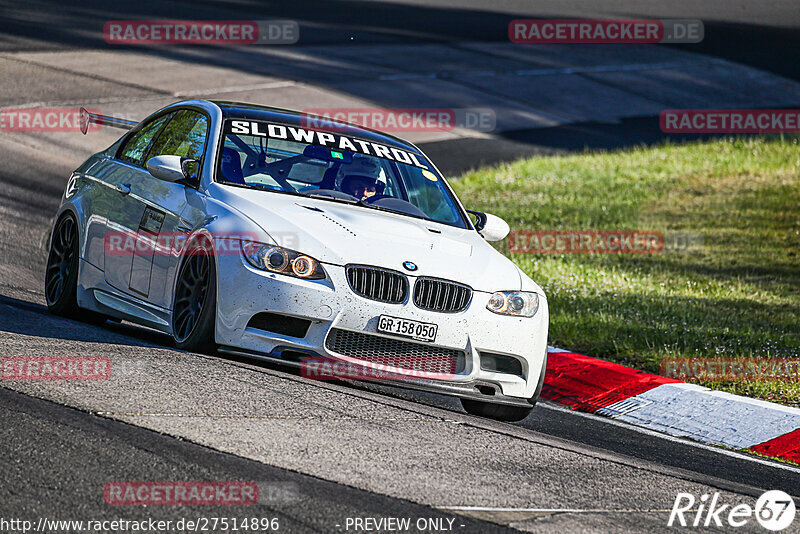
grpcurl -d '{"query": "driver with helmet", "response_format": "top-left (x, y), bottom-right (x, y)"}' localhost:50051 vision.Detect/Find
top-left (338, 155), bottom-right (386, 201)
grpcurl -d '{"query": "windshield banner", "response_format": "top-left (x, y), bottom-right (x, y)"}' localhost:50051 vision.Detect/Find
top-left (225, 120), bottom-right (430, 169)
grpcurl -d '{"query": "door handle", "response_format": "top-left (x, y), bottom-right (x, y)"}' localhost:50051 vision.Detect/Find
top-left (115, 183), bottom-right (131, 195)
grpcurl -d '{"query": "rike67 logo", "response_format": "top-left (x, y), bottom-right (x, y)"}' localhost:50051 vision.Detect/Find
top-left (669, 490), bottom-right (796, 531)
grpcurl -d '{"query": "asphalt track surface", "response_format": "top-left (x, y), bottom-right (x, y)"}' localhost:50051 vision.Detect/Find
top-left (2, 1), bottom-right (800, 532)
top-left (2, 0), bottom-right (800, 172)
top-left (1, 0), bottom-right (799, 80)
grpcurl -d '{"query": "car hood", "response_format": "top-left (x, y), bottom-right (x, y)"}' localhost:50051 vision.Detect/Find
top-left (212, 184), bottom-right (526, 292)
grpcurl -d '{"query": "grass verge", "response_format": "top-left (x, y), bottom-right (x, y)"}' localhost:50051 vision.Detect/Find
top-left (452, 137), bottom-right (800, 406)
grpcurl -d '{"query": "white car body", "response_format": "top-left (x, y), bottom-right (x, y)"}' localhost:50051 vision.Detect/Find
top-left (50, 99), bottom-right (549, 414)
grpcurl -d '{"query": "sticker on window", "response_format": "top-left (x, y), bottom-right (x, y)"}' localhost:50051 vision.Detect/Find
top-left (225, 120), bottom-right (429, 169)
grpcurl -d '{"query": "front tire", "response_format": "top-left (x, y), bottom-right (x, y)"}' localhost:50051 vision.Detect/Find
top-left (460, 398), bottom-right (533, 422)
top-left (172, 238), bottom-right (217, 353)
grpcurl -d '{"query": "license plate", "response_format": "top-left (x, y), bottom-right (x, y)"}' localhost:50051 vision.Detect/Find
top-left (377, 315), bottom-right (438, 343)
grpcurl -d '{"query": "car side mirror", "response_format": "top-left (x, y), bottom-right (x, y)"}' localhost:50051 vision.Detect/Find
top-left (146, 155), bottom-right (199, 186)
top-left (468, 210), bottom-right (510, 242)
top-left (181, 158), bottom-right (200, 184)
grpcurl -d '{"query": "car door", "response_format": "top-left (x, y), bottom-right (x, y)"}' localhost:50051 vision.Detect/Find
top-left (103, 112), bottom-right (175, 297)
top-left (133, 109), bottom-right (210, 309)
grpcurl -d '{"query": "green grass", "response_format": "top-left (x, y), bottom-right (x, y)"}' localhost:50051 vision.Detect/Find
top-left (452, 137), bottom-right (800, 406)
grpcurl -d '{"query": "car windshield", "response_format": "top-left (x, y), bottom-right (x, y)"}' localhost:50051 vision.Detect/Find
top-left (216, 119), bottom-right (468, 228)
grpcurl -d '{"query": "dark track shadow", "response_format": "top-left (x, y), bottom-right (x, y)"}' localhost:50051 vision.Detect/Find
top-left (2, 0), bottom-right (800, 82)
top-left (0, 294), bottom-right (173, 348)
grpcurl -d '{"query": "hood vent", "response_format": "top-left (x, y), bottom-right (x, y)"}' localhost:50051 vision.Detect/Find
top-left (321, 213), bottom-right (356, 236)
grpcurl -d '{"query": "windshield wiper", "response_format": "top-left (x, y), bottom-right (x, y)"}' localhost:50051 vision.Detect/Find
top-left (302, 192), bottom-right (358, 204)
top-left (356, 199), bottom-right (434, 222)
top-left (300, 190), bottom-right (435, 223)
top-left (297, 191), bottom-right (363, 207)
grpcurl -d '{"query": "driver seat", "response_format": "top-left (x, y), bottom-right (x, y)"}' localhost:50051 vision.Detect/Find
top-left (220, 147), bottom-right (245, 184)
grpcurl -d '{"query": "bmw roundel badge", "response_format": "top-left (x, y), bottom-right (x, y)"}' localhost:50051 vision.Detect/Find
top-left (402, 261), bottom-right (418, 271)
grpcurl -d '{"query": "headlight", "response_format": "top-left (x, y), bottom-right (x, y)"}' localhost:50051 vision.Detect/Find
top-left (486, 291), bottom-right (539, 317)
top-left (241, 242), bottom-right (326, 280)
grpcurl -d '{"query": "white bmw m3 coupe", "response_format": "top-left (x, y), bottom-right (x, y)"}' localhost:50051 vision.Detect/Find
top-left (45, 100), bottom-right (549, 421)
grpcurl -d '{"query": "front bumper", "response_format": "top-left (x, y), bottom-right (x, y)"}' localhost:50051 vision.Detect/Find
top-left (215, 252), bottom-right (549, 401)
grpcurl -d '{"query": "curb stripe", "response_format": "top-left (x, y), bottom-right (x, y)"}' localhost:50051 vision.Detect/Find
top-left (611, 383), bottom-right (800, 449)
top-left (544, 347), bottom-right (800, 463)
top-left (541, 351), bottom-right (680, 412)
top-left (749, 429), bottom-right (800, 463)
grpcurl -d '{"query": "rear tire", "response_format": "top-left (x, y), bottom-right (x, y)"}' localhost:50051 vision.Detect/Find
top-left (172, 238), bottom-right (217, 353)
top-left (45, 213), bottom-right (106, 324)
top-left (460, 398), bottom-right (533, 422)
top-left (45, 214), bottom-right (80, 316)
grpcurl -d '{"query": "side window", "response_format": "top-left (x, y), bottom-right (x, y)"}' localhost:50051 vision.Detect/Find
top-left (118, 113), bottom-right (174, 166)
top-left (147, 110), bottom-right (209, 163)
